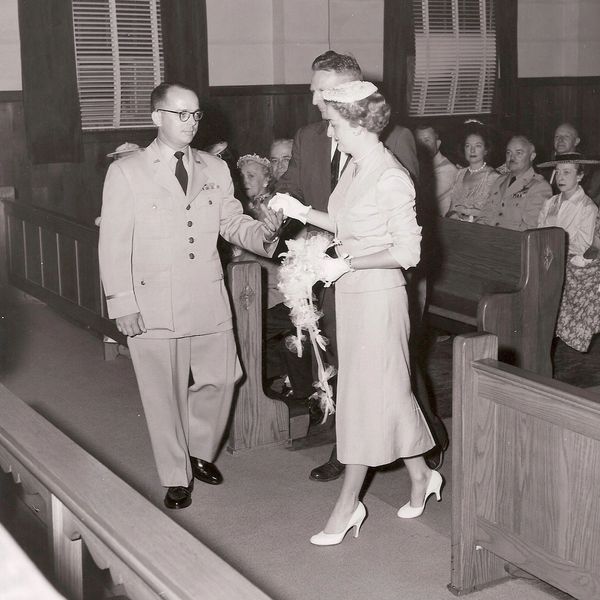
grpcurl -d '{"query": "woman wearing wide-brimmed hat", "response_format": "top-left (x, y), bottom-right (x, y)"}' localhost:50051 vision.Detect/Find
top-left (537, 152), bottom-right (599, 257)
top-left (538, 152), bottom-right (600, 352)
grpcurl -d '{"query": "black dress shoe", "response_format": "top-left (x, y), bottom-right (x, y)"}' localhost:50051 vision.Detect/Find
top-left (310, 445), bottom-right (345, 482)
top-left (191, 457), bottom-right (223, 485)
top-left (306, 397), bottom-right (324, 425)
top-left (164, 483), bottom-right (193, 509)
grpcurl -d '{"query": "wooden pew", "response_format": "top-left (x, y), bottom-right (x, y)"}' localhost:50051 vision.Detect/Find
top-left (450, 333), bottom-right (600, 600)
top-left (226, 261), bottom-right (310, 453)
top-left (0, 383), bottom-right (273, 600)
top-left (1, 197), bottom-right (304, 453)
top-left (427, 218), bottom-right (565, 376)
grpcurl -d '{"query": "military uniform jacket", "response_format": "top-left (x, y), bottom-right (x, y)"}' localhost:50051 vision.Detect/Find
top-left (98, 139), bottom-right (270, 339)
top-left (479, 167), bottom-right (552, 231)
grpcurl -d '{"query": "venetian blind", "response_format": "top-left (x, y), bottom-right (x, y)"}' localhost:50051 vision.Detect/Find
top-left (71, 0), bottom-right (164, 130)
top-left (410, 0), bottom-right (496, 116)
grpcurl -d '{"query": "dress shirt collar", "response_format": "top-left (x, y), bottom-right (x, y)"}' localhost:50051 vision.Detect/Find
top-left (155, 138), bottom-right (191, 171)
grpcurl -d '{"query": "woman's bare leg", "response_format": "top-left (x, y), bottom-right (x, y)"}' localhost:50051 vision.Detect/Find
top-left (323, 464), bottom-right (368, 533)
top-left (404, 455), bottom-right (433, 506)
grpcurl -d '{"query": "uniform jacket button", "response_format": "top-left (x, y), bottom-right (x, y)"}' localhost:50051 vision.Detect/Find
top-left (208, 200), bottom-right (213, 205)
top-left (189, 253), bottom-right (195, 259)
top-left (140, 280), bottom-right (146, 285)
top-left (186, 204), bottom-right (191, 210)
top-left (189, 237), bottom-right (194, 243)
top-left (187, 221), bottom-right (193, 227)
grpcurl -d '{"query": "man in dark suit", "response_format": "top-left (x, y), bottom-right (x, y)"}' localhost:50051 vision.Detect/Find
top-left (99, 82), bottom-right (282, 509)
top-left (277, 51), bottom-right (448, 481)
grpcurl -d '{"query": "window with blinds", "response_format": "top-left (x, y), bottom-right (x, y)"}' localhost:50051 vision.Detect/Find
top-left (72, 0), bottom-right (164, 130)
top-left (409, 0), bottom-right (496, 117)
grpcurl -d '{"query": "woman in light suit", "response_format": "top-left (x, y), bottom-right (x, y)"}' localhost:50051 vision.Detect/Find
top-left (271, 81), bottom-right (441, 545)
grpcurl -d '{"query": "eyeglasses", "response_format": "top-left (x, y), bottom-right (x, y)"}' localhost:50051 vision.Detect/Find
top-left (156, 109), bottom-right (204, 123)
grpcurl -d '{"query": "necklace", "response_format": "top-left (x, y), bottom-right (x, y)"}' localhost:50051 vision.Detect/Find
top-left (467, 162), bottom-right (487, 174)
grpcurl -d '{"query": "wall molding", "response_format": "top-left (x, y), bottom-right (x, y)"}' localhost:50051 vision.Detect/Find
top-left (209, 84), bottom-right (310, 97)
top-left (519, 76), bottom-right (600, 87)
top-left (0, 91), bottom-right (22, 102)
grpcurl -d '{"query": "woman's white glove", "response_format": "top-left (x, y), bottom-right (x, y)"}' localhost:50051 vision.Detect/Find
top-left (268, 193), bottom-right (311, 224)
top-left (319, 257), bottom-right (351, 287)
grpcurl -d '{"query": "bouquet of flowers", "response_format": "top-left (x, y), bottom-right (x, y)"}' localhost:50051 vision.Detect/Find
top-left (277, 233), bottom-right (336, 420)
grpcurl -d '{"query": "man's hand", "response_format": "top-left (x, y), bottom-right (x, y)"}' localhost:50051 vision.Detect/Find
top-left (116, 312), bottom-right (147, 337)
top-left (260, 205), bottom-right (285, 243)
top-left (268, 193), bottom-right (311, 224)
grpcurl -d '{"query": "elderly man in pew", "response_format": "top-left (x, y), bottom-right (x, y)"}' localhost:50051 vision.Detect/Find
top-left (478, 135), bottom-right (552, 230)
top-left (547, 123), bottom-right (600, 207)
top-left (98, 82), bottom-right (283, 510)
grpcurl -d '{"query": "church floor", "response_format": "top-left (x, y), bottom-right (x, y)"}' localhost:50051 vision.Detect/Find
top-left (0, 290), bottom-right (585, 600)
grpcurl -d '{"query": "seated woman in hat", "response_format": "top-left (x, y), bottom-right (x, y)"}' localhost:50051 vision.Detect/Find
top-left (537, 153), bottom-right (598, 258)
top-left (537, 153), bottom-right (600, 352)
top-left (232, 154), bottom-right (315, 409)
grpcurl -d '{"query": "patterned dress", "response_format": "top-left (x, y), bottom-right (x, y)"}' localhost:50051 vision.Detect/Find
top-left (555, 209), bottom-right (600, 352)
top-left (328, 143), bottom-right (434, 466)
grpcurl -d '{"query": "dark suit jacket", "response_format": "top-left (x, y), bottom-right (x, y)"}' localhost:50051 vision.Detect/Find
top-left (276, 120), bottom-right (418, 212)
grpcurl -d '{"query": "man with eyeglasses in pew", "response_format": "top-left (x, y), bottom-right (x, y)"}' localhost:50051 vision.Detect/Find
top-left (99, 82), bottom-right (283, 510)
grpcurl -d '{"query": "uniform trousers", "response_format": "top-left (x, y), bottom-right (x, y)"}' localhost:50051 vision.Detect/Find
top-left (128, 330), bottom-right (241, 487)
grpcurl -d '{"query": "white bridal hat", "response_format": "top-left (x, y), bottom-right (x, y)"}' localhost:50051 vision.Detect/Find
top-left (322, 81), bottom-right (378, 103)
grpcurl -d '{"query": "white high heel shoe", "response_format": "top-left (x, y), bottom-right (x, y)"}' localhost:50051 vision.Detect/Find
top-left (310, 501), bottom-right (367, 546)
top-left (397, 470), bottom-right (443, 519)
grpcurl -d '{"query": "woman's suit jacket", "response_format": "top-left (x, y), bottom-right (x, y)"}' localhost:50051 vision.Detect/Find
top-left (99, 139), bottom-right (269, 339)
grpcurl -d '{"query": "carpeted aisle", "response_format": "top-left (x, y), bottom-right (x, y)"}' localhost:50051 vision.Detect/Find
top-left (0, 296), bottom-right (571, 600)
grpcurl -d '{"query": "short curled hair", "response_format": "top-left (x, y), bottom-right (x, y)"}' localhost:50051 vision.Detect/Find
top-left (311, 50), bottom-right (362, 79)
top-left (326, 92), bottom-right (391, 134)
top-left (237, 155), bottom-right (274, 195)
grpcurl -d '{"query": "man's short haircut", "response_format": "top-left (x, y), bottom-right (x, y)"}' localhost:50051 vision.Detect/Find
top-left (509, 134), bottom-right (536, 154)
top-left (270, 138), bottom-right (293, 150)
top-left (150, 82), bottom-right (197, 111)
top-left (555, 122), bottom-right (579, 138)
top-left (414, 124), bottom-right (439, 138)
top-left (311, 50), bottom-right (362, 79)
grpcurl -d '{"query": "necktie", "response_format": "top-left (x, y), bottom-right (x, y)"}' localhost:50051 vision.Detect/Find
top-left (331, 146), bottom-right (341, 191)
top-left (509, 176), bottom-right (516, 187)
top-left (174, 151), bottom-right (188, 194)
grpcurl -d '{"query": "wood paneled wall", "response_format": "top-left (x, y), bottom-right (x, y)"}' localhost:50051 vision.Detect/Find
top-left (517, 77), bottom-right (600, 158)
top-left (1, 77), bottom-right (599, 226)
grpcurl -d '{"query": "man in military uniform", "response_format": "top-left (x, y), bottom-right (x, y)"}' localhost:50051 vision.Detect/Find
top-left (479, 135), bottom-right (552, 230)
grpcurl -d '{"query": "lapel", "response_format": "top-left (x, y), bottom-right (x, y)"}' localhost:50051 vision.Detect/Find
top-left (146, 139), bottom-right (187, 202)
top-left (507, 168), bottom-right (534, 196)
top-left (316, 122), bottom-right (333, 196)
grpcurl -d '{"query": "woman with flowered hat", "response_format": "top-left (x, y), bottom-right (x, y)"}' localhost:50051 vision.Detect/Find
top-left (270, 81), bottom-right (439, 546)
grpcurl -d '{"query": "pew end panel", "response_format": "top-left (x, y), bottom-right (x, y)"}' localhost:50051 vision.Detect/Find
top-left (477, 227), bottom-right (565, 377)
top-left (451, 333), bottom-right (600, 599)
top-left (226, 261), bottom-right (292, 454)
top-left (428, 219), bottom-right (565, 376)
